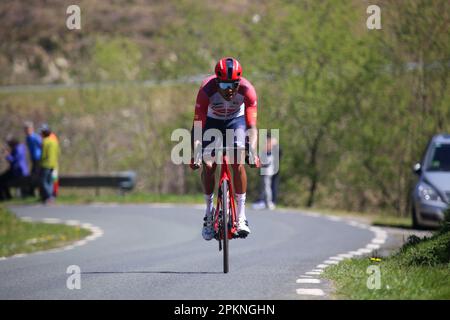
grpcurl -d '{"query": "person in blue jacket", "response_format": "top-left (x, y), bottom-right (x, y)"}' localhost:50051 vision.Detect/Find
top-left (24, 121), bottom-right (42, 176)
top-left (24, 121), bottom-right (42, 196)
top-left (0, 136), bottom-right (30, 201)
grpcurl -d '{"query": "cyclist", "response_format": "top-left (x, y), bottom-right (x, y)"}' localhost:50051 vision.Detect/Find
top-left (190, 57), bottom-right (260, 241)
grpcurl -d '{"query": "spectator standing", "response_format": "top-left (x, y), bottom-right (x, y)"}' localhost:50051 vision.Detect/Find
top-left (39, 125), bottom-right (60, 204)
top-left (24, 121), bottom-right (42, 175)
top-left (0, 136), bottom-right (30, 201)
top-left (269, 135), bottom-right (281, 204)
top-left (252, 134), bottom-right (281, 210)
top-left (49, 131), bottom-right (60, 197)
top-left (24, 121), bottom-right (42, 196)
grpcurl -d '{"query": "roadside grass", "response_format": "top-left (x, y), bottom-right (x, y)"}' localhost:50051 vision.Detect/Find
top-left (323, 257), bottom-right (450, 299)
top-left (323, 212), bottom-right (450, 299)
top-left (371, 216), bottom-right (413, 229)
top-left (5, 191), bottom-right (204, 206)
top-left (54, 192), bottom-right (204, 204)
top-left (0, 205), bottom-right (91, 257)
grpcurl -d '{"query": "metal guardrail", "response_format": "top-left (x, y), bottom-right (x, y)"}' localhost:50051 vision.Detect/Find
top-left (6, 171), bottom-right (136, 194)
top-left (59, 171), bottom-right (136, 191)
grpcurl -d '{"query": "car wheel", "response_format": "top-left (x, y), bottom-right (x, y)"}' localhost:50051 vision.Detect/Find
top-left (412, 206), bottom-right (421, 230)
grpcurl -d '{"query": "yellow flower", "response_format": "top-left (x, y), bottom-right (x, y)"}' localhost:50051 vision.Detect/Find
top-left (370, 257), bottom-right (382, 262)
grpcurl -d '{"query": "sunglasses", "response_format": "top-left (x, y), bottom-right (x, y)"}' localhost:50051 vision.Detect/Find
top-left (218, 81), bottom-right (240, 90)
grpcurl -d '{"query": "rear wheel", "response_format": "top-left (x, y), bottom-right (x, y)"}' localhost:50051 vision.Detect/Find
top-left (221, 180), bottom-right (229, 273)
top-left (412, 206), bottom-right (422, 230)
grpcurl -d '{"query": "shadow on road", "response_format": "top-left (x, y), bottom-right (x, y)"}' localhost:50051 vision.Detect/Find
top-left (82, 271), bottom-right (222, 275)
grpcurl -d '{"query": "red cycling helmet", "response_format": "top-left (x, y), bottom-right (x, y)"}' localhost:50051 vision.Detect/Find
top-left (215, 57), bottom-right (242, 81)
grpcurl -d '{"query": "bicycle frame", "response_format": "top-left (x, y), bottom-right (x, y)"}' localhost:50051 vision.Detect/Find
top-left (213, 152), bottom-right (237, 240)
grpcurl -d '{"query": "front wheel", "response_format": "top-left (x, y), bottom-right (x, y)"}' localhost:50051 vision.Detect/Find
top-left (221, 180), bottom-right (229, 273)
top-left (412, 206), bottom-right (422, 230)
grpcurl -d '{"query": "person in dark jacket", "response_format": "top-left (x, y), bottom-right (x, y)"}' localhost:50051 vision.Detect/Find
top-left (0, 136), bottom-right (30, 201)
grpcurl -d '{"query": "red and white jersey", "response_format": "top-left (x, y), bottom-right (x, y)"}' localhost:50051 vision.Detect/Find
top-left (193, 75), bottom-right (258, 128)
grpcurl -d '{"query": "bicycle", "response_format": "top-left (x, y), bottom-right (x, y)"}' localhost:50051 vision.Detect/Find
top-left (193, 146), bottom-right (258, 273)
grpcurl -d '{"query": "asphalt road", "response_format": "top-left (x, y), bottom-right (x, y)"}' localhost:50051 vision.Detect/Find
top-left (0, 204), bottom-right (376, 299)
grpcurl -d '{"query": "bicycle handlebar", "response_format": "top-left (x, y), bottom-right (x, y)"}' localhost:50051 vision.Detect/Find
top-left (190, 146), bottom-right (260, 169)
top-left (202, 146), bottom-right (246, 152)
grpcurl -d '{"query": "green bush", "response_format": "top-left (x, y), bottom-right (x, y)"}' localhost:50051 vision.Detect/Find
top-left (396, 211), bottom-right (450, 267)
top-left (439, 207), bottom-right (450, 234)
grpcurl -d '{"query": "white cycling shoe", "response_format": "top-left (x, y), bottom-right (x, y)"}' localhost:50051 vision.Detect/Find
top-left (202, 209), bottom-right (215, 241)
top-left (236, 218), bottom-right (251, 236)
top-left (267, 201), bottom-right (276, 210)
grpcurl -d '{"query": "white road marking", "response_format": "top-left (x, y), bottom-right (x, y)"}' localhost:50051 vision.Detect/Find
top-left (311, 269), bottom-right (324, 273)
top-left (300, 275), bottom-right (313, 278)
top-left (304, 212), bottom-right (321, 217)
top-left (373, 238), bottom-right (386, 244)
top-left (326, 216), bottom-right (342, 222)
top-left (305, 271), bottom-right (322, 275)
top-left (348, 221), bottom-right (360, 227)
top-left (348, 250), bottom-right (364, 256)
top-left (366, 244), bottom-right (380, 249)
top-left (74, 240), bottom-right (87, 247)
top-left (297, 278), bottom-right (321, 284)
top-left (65, 220), bottom-right (80, 226)
top-left (329, 256), bottom-right (344, 261)
top-left (316, 264), bottom-right (329, 269)
top-left (296, 288), bottom-right (325, 296)
top-left (46, 248), bottom-right (62, 253)
top-left (338, 253), bottom-right (354, 258)
top-left (43, 218), bottom-right (61, 224)
top-left (324, 260), bottom-right (339, 265)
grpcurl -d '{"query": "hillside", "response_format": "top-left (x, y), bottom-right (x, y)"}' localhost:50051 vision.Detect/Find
top-left (1, 0), bottom-right (449, 216)
top-left (0, 0), bottom-right (264, 85)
